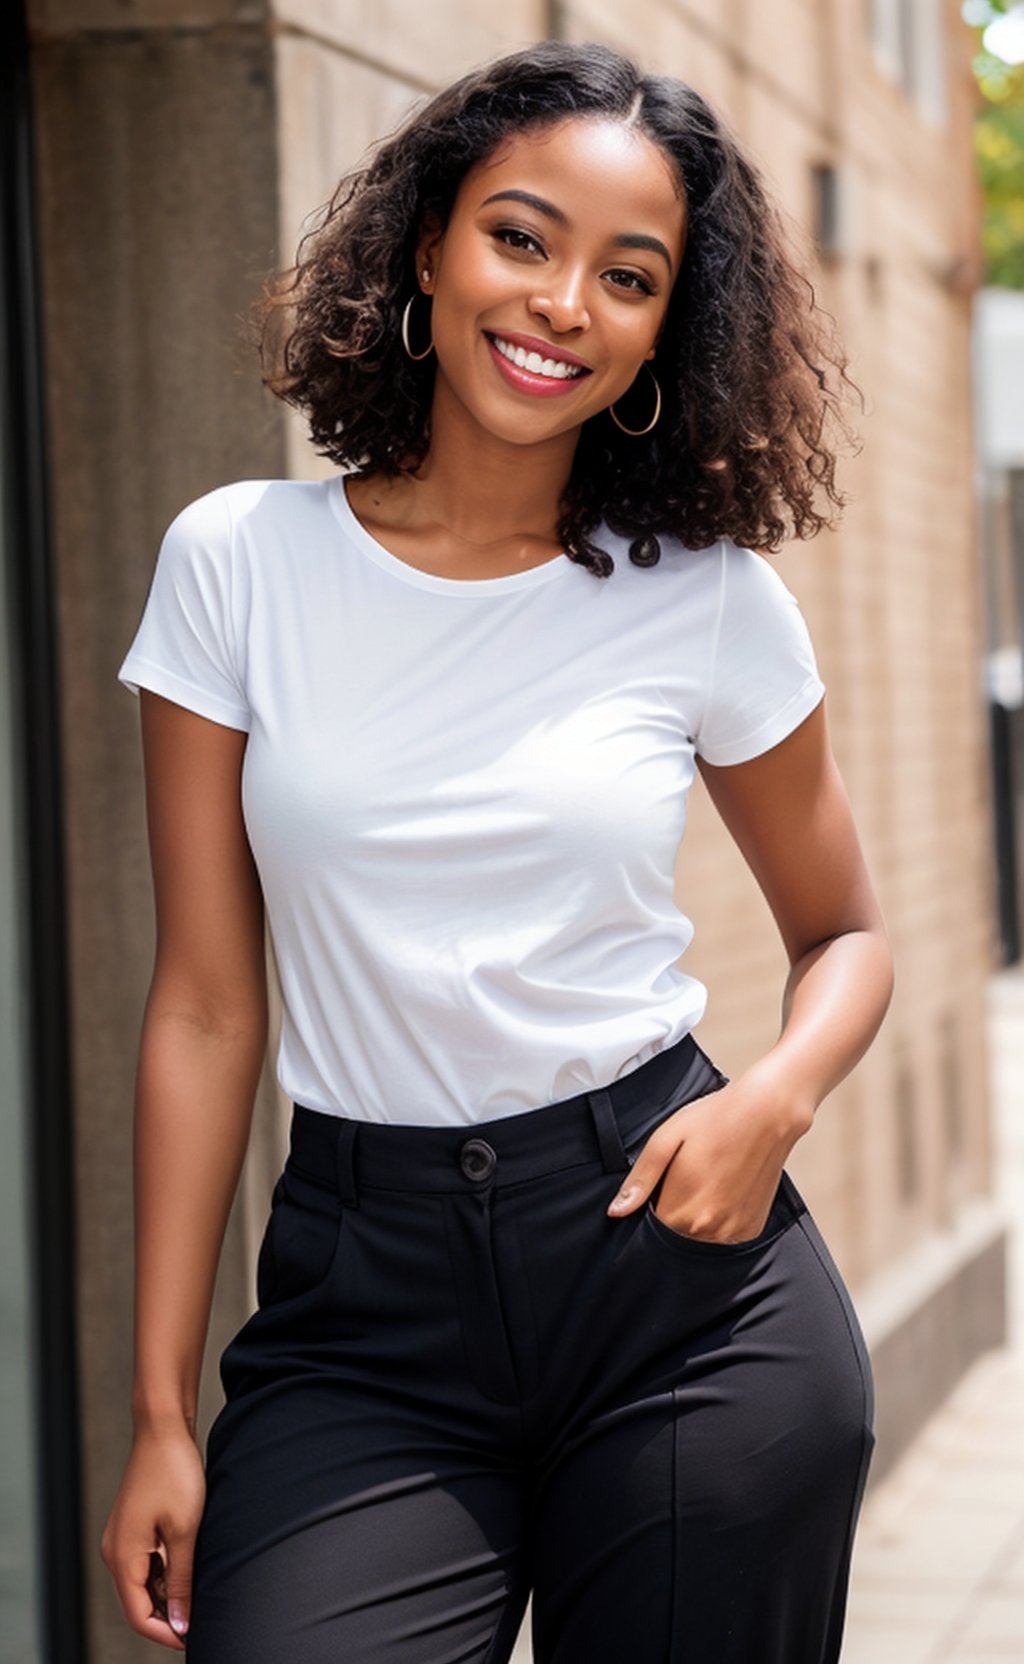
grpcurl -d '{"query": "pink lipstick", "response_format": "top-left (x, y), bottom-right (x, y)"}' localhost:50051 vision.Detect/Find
top-left (483, 330), bottom-right (593, 399)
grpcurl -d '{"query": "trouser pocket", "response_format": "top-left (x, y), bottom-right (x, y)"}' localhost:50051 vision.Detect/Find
top-left (255, 1161), bottom-right (348, 1310)
top-left (643, 1166), bottom-right (806, 1258)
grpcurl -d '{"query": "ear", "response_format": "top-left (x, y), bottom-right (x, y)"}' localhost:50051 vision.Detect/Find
top-left (645, 323), bottom-right (665, 363)
top-left (646, 317), bottom-right (670, 361)
top-left (414, 210), bottom-right (446, 292)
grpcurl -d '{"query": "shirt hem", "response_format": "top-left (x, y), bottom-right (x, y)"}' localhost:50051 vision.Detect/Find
top-left (695, 676), bottom-right (825, 766)
top-left (117, 655), bottom-right (252, 732)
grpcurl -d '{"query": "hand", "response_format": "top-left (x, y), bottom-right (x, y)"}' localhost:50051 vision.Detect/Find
top-left (100, 1421), bottom-right (206, 1649)
top-left (606, 1061), bottom-right (813, 1242)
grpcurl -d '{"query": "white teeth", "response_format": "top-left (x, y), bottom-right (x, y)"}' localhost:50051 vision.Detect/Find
top-left (491, 335), bottom-right (584, 380)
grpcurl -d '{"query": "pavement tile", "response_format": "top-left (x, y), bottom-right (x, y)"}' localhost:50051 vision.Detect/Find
top-left (838, 1620), bottom-right (941, 1663)
top-left (998, 1535), bottom-right (1024, 1585)
top-left (838, 975), bottom-right (1024, 1663)
top-left (921, 1428), bottom-right (1024, 1465)
top-left (849, 1511), bottom-right (1020, 1582)
top-left (934, 1645), bottom-right (1024, 1660)
top-left (909, 1466), bottom-right (1024, 1512)
top-left (953, 1575), bottom-right (1024, 1646)
top-left (843, 1578), bottom-right (970, 1627)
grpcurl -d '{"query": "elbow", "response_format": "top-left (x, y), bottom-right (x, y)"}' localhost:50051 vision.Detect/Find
top-left (145, 961), bottom-right (269, 1047)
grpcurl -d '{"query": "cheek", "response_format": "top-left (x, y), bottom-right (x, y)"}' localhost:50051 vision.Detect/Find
top-left (430, 265), bottom-right (488, 356)
top-left (430, 257), bottom-right (524, 380)
top-left (429, 297), bottom-right (484, 392)
top-left (601, 295), bottom-right (666, 356)
top-left (436, 235), bottom-right (503, 312)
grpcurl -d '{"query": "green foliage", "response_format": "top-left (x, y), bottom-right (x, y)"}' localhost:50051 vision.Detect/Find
top-left (976, 85), bottom-right (1024, 286)
top-left (963, 2), bottom-right (1024, 287)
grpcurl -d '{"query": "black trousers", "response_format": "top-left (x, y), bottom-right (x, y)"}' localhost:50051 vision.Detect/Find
top-left (188, 1032), bottom-right (876, 1663)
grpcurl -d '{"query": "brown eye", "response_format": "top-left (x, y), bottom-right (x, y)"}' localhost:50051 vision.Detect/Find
top-left (606, 268), bottom-right (655, 295)
top-left (494, 227), bottom-right (545, 256)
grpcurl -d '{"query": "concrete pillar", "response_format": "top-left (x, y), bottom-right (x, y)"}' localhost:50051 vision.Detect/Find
top-left (28, 8), bottom-right (285, 1657)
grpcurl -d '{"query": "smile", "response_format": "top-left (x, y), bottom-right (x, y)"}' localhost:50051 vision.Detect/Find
top-left (484, 332), bottom-right (593, 399)
top-left (490, 334), bottom-right (587, 379)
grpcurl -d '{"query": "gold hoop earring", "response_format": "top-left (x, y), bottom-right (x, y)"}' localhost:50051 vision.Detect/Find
top-left (608, 364), bottom-right (661, 436)
top-left (401, 290), bottom-right (434, 362)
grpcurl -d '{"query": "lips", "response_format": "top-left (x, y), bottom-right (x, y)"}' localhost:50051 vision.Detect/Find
top-left (484, 331), bottom-right (593, 398)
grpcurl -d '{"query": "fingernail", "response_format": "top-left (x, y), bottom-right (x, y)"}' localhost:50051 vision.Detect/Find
top-left (168, 1606), bottom-right (189, 1636)
top-left (608, 1187), bottom-right (636, 1213)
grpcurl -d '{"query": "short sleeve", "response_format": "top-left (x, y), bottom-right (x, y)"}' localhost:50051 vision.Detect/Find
top-left (117, 487), bottom-right (251, 732)
top-left (694, 542), bottom-right (825, 766)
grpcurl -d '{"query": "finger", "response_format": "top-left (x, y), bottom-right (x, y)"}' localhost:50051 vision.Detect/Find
top-left (163, 1528), bottom-right (195, 1641)
top-left (607, 1128), bottom-right (681, 1217)
top-left (146, 1547), bottom-right (169, 1621)
top-left (110, 1548), bottom-right (187, 1651)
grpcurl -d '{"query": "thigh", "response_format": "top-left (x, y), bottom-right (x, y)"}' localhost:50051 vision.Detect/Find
top-left (528, 1183), bottom-right (876, 1664)
top-left (188, 1379), bottom-right (531, 1663)
top-left (188, 1165), bottom-right (532, 1664)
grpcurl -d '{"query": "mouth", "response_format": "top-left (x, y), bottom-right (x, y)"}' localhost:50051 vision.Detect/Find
top-left (483, 330), bottom-right (593, 397)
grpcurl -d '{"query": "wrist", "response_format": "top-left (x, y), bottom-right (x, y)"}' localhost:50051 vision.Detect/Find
top-left (131, 1387), bottom-right (197, 1440)
top-left (741, 1051), bottom-right (817, 1144)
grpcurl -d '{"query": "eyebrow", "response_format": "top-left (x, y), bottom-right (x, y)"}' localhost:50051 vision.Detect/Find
top-left (478, 189), bottom-right (675, 273)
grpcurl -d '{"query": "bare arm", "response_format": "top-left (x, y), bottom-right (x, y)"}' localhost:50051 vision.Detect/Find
top-left (694, 695), bottom-right (894, 1123)
top-left (131, 689), bottom-right (268, 1430)
top-left (608, 698), bottom-right (895, 1236)
top-left (102, 689), bottom-right (268, 1647)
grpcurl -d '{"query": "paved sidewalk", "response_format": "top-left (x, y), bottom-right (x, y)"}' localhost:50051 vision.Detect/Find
top-left (840, 968), bottom-right (1024, 1662)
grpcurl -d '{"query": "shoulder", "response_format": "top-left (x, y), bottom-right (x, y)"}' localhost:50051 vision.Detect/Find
top-left (716, 540), bottom-right (813, 626)
top-left (165, 477), bottom-right (327, 538)
top-left (718, 538), bottom-right (799, 585)
top-left (158, 478), bottom-right (334, 584)
top-left (592, 528), bottom-right (809, 618)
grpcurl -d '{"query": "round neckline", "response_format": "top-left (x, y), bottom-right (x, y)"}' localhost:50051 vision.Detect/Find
top-left (328, 473), bottom-right (574, 595)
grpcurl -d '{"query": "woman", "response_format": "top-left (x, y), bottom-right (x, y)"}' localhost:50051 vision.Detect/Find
top-left (102, 38), bottom-right (893, 1664)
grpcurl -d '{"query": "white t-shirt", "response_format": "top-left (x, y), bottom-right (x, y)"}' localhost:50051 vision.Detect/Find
top-left (117, 474), bottom-right (826, 1126)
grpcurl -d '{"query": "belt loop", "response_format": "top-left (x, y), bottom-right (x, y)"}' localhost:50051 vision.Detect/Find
top-left (336, 1119), bottom-right (360, 1209)
top-left (587, 1087), bottom-right (631, 1175)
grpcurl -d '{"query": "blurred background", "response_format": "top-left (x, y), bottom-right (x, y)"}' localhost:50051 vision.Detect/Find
top-left (3, 1), bottom-right (1024, 1660)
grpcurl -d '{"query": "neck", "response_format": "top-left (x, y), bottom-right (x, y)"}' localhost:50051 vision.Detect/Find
top-left (405, 376), bottom-right (580, 546)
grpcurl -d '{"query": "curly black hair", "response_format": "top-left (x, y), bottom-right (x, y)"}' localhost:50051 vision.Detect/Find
top-left (254, 40), bottom-right (861, 578)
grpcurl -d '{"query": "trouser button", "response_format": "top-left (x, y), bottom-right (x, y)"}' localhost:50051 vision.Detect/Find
top-left (459, 1138), bottom-right (497, 1181)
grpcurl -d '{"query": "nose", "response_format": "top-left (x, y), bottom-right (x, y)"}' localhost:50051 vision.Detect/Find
top-left (527, 267), bottom-right (590, 335)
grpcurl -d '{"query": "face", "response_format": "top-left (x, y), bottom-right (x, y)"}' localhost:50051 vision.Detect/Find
top-left (415, 116), bottom-right (688, 449)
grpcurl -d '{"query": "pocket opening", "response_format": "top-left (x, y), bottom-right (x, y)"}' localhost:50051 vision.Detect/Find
top-left (255, 1168), bottom-right (347, 1309)
top-left (642, 1174), bottom-right (799, 1259)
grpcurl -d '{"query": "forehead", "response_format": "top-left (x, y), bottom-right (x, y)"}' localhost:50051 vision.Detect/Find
top-left (459, 117), bottom-right (687, 238)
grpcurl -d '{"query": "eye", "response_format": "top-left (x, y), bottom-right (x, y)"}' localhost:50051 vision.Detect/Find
top-left (493, 226), bottom-right (546, 256)
top-left (605, 268), bottom-right (656, 296)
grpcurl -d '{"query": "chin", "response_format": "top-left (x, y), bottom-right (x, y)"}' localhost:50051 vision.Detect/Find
top-left (475, 400), bottom-right (587, 448)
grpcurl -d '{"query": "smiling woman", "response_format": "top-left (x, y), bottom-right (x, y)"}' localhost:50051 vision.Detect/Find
top-left (104, 37), bottom-right (891, 1664)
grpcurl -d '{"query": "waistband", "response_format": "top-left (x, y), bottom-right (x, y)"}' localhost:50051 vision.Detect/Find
top-left (288, 1030), bottom-right (730, 1205)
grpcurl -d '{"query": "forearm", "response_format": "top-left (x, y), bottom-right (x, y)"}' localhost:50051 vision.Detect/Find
top-left (750, 925), bottom-right (895, 1135)
top-left (131, 992), bottom-right (267, 1435)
